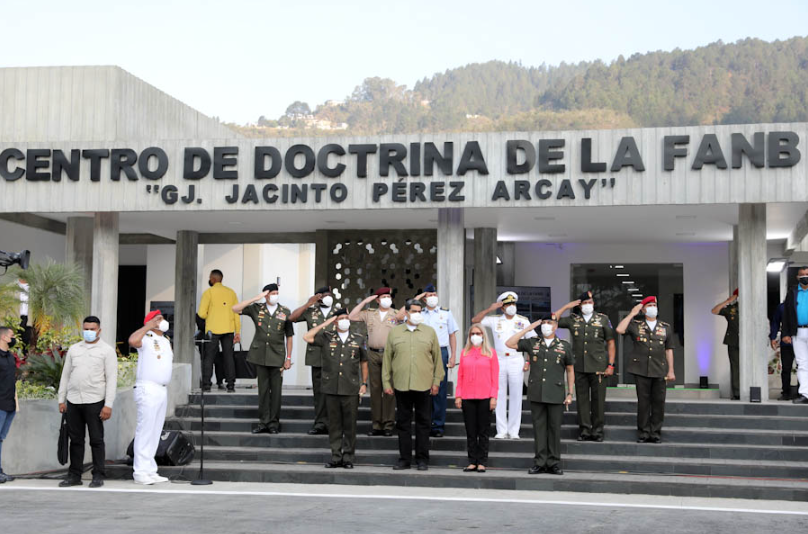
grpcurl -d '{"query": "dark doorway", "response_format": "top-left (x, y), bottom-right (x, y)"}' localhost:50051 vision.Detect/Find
top-left (117, 266), bottom-right (147, 354)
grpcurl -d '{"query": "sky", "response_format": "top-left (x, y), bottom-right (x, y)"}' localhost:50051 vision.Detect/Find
top-left (2, 0), bottom-right (807, 124)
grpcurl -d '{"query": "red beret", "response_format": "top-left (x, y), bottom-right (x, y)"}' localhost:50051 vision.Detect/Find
top-left (640, 297), bottom-right (657, 307)
top-left (374, 287), bottom-right (391, 297)
top-left (733, 288), bottom-right (738, 296)
top-left (144, 310), bottom-right (161, 325)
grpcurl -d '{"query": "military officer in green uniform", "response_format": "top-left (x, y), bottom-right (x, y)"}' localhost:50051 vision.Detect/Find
top-left (304, 309), bottom-right (368, 469)
top-left (554, 290), bottom-right (616, 442)
top-left (290, 286), bottom-right (339, 434)
top-left (616, 296), bottom-right (676, 443)
top-left (233, 283), bottom-right (294, 434)
top-left (507, 313), bottom-right (574, 475)
top-left (711, 289), bottom-right (740, 400)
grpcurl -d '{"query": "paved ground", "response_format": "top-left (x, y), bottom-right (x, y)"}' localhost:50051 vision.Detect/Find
top-left (2, 479), bottom-right (807, 533)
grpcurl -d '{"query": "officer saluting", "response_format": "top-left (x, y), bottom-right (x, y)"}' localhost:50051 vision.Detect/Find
top-left (554, 290), bottom-right (615, 442)
top-left (303, 309), bottom-right (368, 469)
top-left (290, 286), bottom-right (339, 435)
top-left (711, 289), bottom-right (740, 400)
top-left (472, 291), bottom-right (537, 440)
top-left (415, 283), bottom-right (460, 438)
top-left (232, 284), bottom-right (294, 435)
top-left (616, 296), bottom-right (676, 443)
top-left (506, 313), bottom-right (574, 475)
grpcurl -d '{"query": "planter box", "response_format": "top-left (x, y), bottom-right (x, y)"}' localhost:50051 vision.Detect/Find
top-left (3, 363), bottom-right (191, 476)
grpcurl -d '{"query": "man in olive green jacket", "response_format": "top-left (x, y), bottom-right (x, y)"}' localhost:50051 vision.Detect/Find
top-left (382, 299), bottom-right (444, 471)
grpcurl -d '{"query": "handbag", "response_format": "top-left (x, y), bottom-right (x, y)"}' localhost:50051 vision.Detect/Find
top-left (233, 342), bottom-right (256, 379)
top-left (57, 413), bottom-right (69, 465)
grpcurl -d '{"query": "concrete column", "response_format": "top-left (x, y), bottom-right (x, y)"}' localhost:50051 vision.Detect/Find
top-left (728, 224), bottom-right (738, 293)
top-left (91, 213), bottom-right (119, 346)
top-left (314, 230), bottom-right (329, 291)
top-left (438, 208), bottom-right (465, 343)
top-left (65, 217), bottom-right (94, 314)
top-left (174, 231), bottom-right (199, 371)
top-left (473, 228), bottom-right (498, 315)
top-left (496, 242), bottom-right (515, 286)
top-left (737, 204), bottom-right (768, 402)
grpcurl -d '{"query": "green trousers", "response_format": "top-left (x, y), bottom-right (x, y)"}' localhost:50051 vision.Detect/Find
top-left (530, 402), bottom-right (563, 468)
top-left (575, 371), bottom-right (608, 439)
top-left (727, 346), bottom-right (740, 398)
top-left (256, 365), bottom-right (282, 430)
top-left (311, 366), bottom-right (328, 430)
top-left (326, 394), bottom-right (359, 463)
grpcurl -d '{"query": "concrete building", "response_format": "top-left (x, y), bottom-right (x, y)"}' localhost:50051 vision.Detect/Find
top-left (1, 66), bottom-right (806, 400)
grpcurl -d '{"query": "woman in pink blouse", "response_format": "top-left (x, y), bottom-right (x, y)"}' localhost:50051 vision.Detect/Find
top-left (454, 324), bottom-right (499, 472)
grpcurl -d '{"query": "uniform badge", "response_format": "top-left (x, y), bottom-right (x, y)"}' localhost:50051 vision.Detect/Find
top-left (658, 328), bottom-right (666, 336)
top-left (533, 356), bottom-right (537, 362)
top-left (277, 312), bottom-right (287, 320)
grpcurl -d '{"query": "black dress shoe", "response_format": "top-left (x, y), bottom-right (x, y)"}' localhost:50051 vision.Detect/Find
top-left (324, 461), bottom-right (343, 468)
top-left (778, 393), bottom-right (791, 401)
top-left (649, 436), bottom-right (661, 443)
top-left (793, 396), bottom-right (808, 404)
top-left (268, 428), bottom-right (279, 434)
top-left (217, 384), bottom-right (226, 391)
top-left (392, 462), bottom-right (411, 471)
top-left (308, 427), bottom-right (328, 435)
top-left (343, 462), bottom-right (354, 469)
top-left (528, 465), bottom-right (546, 475)
top-left (252, 426), bottom-right (271, 434)
top-left (367, 429), bottom-right (383, 436)
top-left (593, 436), bottom-right (604, 442)
top-left (383, 429), bottom-right (394, 437)
top-left (731, 395), bottom-right (740, 400)
top-left (416, 463), bottom-right (428, 471)
top-left (0, 472), bottom-right (15, 483)
top-left (636, 436), bottom-right (649, 443)
top-left (463, 466), bottom-right (478, 472)
top-left (226, 387), bottom-right (235, 393)
top-left (547, 465), bottom-right (564, 475)
top-left (430, 430), bottom-right (444, 438)
top-left (577, 434), bottom-right (591, 442)
top-left (89, 477), bottom-right (104, 488)
top-left (59, 478), bottom-right (83, 487)
top-left (201, 386), bottom-right (212, 393)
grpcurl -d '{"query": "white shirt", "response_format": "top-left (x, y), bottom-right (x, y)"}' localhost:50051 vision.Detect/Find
top-left (379, 310), bottom-right (390, 321)
top-left (481, 314), bottom-right (537, 356)
top-left (338, 330), bottom-right (350, 343)
top-left (582, 313), bottom-right (593, 323)
top-left (320, 306), bottom-right (332, 318)
top-left (136, 331), bottom-right (174, 386)
top-left (544, 337), bottom-right (554, 347)
top-left (646, 320), bottom-right (658, 331)
top-left (266, 303), bottom-right (279, 315)
top-left (406, 323), bottom-right (417, 332)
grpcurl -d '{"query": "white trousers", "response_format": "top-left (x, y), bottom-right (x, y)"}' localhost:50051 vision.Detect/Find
top-left (793, 330), bottom-right (808, 398)
top-left (133, 382), bottom-right (168, 480)
top-left (496, 355), bottom-right (525, 436)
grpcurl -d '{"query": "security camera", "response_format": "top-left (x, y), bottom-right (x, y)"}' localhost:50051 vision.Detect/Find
top-left (0, 250), bottom-right (31, 273)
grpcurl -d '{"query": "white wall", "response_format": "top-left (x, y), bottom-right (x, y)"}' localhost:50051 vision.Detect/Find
top-left (0, 219), bottom-right (65, 264)
top-left (514, 241), bottom-right (732, 394)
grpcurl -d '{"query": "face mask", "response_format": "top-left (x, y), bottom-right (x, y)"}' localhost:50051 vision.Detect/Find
top-left (408, 312), bottom-right (423, 325)
top-left (159, 320), bottom-right (170, 332)
top-left (426, 296), bottom-right (439, 308)
top-left (645, 306), bottom-right (658, 318)
top-left (7, 337), bottom-right (16, 349)
top-left (337, 319), bottom-right (351, 332)
top-left (540, 324), bottom-right (555, 337)
top-left (800, 277), bottom-right (808, 287)
top-left (470, 334), bottom-right (483, 347)
top-left (379, 297), bottom-right (392, 309)
top-left (581, 304), bottom-right (594, 315)
top-left (504, 305), bottom-right (517, 316)
top-left (268, 294), bottom-right (279, 305)
top-left (208, 280), bottom-right (214, 287)
top-left (83, 330), bottom-right (98, 343)
top-left (321, 295), bottom-right (334, 308)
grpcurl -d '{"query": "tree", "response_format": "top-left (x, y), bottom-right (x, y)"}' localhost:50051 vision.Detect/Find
top-left (284, 101), bottom-right (311, 117)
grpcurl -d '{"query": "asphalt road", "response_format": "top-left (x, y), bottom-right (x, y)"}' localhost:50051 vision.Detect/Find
top-left (1, 480), bottom-right (806, 534)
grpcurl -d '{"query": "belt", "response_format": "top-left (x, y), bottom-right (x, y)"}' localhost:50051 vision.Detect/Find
top-left (500, 351), bottom-right (519, 357)
top-left (134, 382), bottom-right (167, 388)
top-left (368, 347), bottom-right (384, 352)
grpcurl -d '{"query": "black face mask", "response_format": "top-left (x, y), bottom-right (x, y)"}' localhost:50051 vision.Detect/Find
top-left (7, 338), bottom-right (16, 349)
top-left (800, 277), bottom-right (808, 287)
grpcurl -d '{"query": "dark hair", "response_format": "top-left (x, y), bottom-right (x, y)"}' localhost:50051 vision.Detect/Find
top-left (798, 266), bottom-right (808, 275)
top-left (83, 316), bottom-right (101, 326)
top-left (0, 326), bottom-right (12, 337)
top-left (211, 269), bottom-right (224, 279)
top-left (405, 298), bottom-right (423, 311)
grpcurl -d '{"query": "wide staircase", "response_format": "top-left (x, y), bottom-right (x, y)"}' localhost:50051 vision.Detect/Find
top-left (107, 389), bottom-right (808, 500)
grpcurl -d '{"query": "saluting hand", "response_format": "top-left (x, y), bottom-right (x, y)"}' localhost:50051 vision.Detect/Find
top-left (566, 299), bottom-right (582, 309)
top-left (308, 293), bottom-right (322, 305)
top-left (415, 292), bottom-right (427, 301)
top-left (630, 303), bottom-right (644, 316)
top-left (490, 301), bottom-right (503, 311)
top-left (257, 290), bottom-right (269, 302)
top-left (147, 317), bottom-right (162, 331)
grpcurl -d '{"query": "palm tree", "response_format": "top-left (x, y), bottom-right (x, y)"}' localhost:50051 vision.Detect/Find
top-left (4, 261), bottom-right (86, 350)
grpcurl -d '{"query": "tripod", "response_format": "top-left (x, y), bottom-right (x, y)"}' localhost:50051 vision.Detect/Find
top-left (192, 338), bottom-right (212, 485)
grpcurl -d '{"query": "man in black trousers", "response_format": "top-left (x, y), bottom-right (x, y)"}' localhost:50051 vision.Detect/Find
top-left (771, 302), bottom-right (799, 400)
top-left (57, 317), bottom-right (118, 487)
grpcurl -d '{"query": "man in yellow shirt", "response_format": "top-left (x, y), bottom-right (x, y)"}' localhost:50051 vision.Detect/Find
top-left (198, 270), bottom-right (241, 392)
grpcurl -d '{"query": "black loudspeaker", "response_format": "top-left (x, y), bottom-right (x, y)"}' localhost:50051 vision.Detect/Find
top-left (699, 376), bottom-right (709, 389)
top-left (749, 387), bottom-right (762, 403)
top-left (127, 431), bottom-right (195, 466)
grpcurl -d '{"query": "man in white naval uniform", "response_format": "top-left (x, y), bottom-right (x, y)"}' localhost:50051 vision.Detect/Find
top-left (472, 291), bottom-right (537, 439)
top-left (128, 310), bottom-right (173, 485)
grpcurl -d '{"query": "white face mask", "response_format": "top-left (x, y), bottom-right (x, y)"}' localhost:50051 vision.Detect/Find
top-left (379, 297), bottom-right (392, 309)
top-left (470, 334), bottom-right (483, 347)
top-left (159, 320), bottom-right (170, 332)
top-left (337, 319), bottom-right (351, 332)
top-left (581, 304), bottom-right (594, 315)
top-left (425, 296), bottom-right (439, 308)
top-left (321, 295), bottom-right (333, 308)
top-left (268, 294), bottom-right (279, 305)
top-left (504, 305), bottom-right (517, 317)
top-left (645, 306), bottom-right (658, 318)
top-left (540, 324), bottom-right (555, 337)
top-left (408, 312), bottom-right (423, 325)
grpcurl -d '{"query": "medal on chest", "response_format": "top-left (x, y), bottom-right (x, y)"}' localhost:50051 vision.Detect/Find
top-left (154, 340), bottom-right (161, 358)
